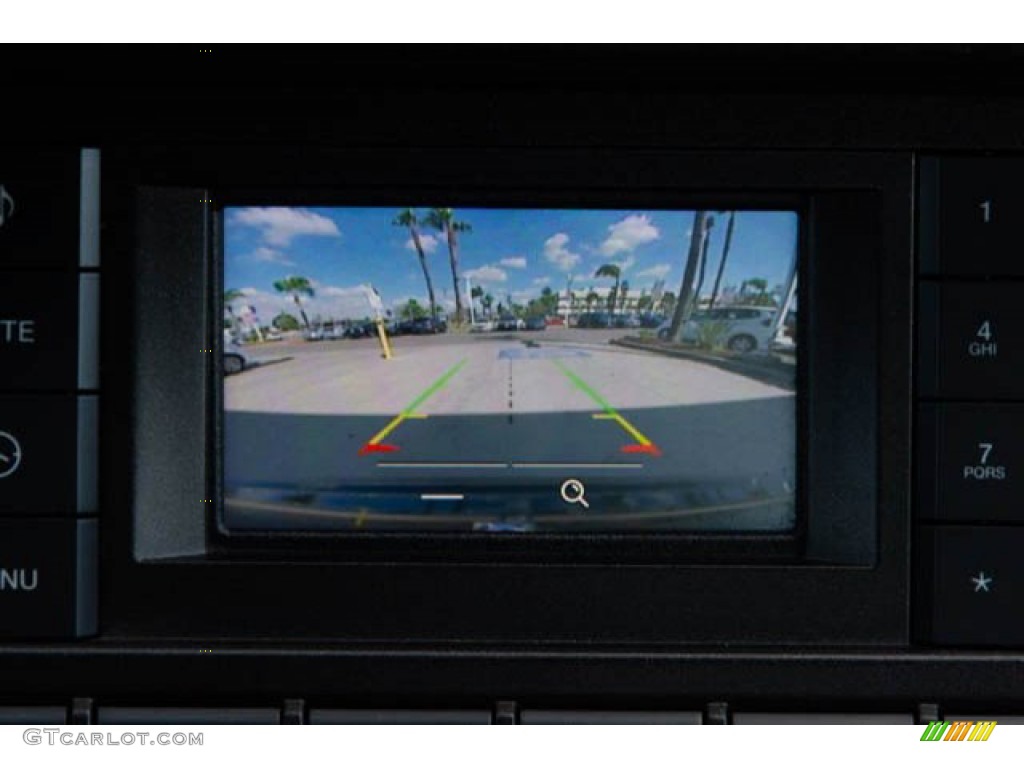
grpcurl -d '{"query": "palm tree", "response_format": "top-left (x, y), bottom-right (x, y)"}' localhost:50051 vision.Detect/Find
top-left (746, 277), bottom-right (769, 299)
top-left (224, 288), bottom-right (244, 342)
top-left (708, 211), bottom-right (735, 310)
top-left (272, 276), bottom-right (315, 329)
top-left (586, 290), bottom-right (599, 311)
top-left (594, 263), bottom-right (621, 314)
top-left (667, 210), bottom-right (711, 341)
top-left (224, 288), bottom-right (244, 321)
top-left (424, 208), bottom-right (472, 323)
top-left (659, 290), bottom-right (676, 316)
top-left (692, 215), bottom-right (715, 306)
top-left (393, 209), bottom-right (438, 320)
top-left (482, 292), bottom-right (494, 318)
top-left (618, 280), bottom-right (630, 313)
top-left (399, 298), bottom-right (428, 320)
top-left (471, 284), bottom-right (484, 317)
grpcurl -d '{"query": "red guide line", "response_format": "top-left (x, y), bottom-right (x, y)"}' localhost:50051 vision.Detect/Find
top-left (359, 443), bottom-right (400, 455)
top-left (621, 444), bottom-right (662, 457)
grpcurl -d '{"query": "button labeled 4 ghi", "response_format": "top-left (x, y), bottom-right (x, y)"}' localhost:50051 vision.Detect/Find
top-left (968, 320), bottom-right (997, 358)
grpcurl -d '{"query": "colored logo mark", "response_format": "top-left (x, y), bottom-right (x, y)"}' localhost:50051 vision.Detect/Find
top-left (920, 721), bottom-right (996, 742)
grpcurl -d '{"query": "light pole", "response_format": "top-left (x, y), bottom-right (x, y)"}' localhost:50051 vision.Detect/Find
top-left (465, 276), bottom-right (475, 324)
top-left (564, 274), bottom-right (574, 325)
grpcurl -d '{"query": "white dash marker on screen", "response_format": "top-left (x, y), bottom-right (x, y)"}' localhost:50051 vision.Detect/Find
top-left (420, 493), bottom-right (465, 501)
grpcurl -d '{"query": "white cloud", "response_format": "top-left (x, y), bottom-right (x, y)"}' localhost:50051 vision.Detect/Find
top-left (544, 233), bottom-right (581, 271)
top-left (532, 276), bottom-right (551, 286)
top-left (233, 207), bottom-right (341, 247)
top-left (228, 283), bottom-right (377, 325)
top-left (405, 233), bottom-right (440, 254)
top-left (248, 246), bottom-right (296, 267)
top-left (599, 214), bottom-right (660, 257)
top-left (319, 285), bottom-right (366, 298)
top-left (637, 263), bottom-right (672, 279)
top-left (500, 256), bottom-right (527, 269)
top-left (465, 265), bottom-right (508, 283)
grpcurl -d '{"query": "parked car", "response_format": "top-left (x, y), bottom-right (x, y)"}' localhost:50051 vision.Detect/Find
top-left (524, 316), bottom-right (547, 331)
top-left (638, 312), bottom-right (665, 328)
top-left (322, 323), bottom-right (347, 340)
top-left (656, 305), bottom-right (778, 353)
top-left (470, 320), bottom-right (495, 333)
top-left (495, 315), bottom-right (525, 331)
top-left (408, 316), bottom-right (447, 334)
top-left (304, 327), bottom-right (325, 342)
top-left (345, 322), bottom-right (373, 339)
top-left (575, 311), bottom-right (613, 328)
top-left (769, 335), bottom-right (796, 365)
top-left (223, 342), bottom-right (248, 375)
top-left (614, 314), bottom-right (641, 328)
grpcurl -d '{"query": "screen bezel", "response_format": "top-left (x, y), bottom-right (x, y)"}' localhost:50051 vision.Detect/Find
top-left (107, 146), bottom-right (910, 645)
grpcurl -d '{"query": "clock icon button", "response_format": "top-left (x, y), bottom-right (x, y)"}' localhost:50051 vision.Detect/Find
top-left (0, 431), bottom-right (23, 479)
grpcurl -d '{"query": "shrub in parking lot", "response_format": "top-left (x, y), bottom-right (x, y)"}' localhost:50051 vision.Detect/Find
top-left (694, 320), bottom-right (732, 351)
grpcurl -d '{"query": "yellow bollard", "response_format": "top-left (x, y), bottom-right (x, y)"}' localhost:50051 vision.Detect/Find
top-left (375, 320), bottom-right (393, 360)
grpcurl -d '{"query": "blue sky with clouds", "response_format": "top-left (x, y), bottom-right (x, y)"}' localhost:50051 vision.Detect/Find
top-left (225, 207), bottom-right (798, 323)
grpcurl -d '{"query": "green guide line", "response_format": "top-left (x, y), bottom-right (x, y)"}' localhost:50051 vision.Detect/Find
top-left (404, 359), bottom-right (467, 415)
top-left (552, 359), bottom-right (615, 414)
top-left (359, 358), bottom-right (467, 455)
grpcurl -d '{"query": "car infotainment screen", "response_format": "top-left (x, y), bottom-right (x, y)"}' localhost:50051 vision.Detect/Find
top-left (221, 206), bottom-right (799, 532)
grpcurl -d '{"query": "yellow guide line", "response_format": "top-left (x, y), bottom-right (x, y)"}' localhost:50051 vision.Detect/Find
top-left (592, 412), bottom-right (655, 447)
top-left (361, 360), bottom-right (466, 453)
top-left (551, 360), bottom-right (660, 456)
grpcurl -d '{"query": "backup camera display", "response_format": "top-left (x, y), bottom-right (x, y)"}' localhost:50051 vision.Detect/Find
top-left (222, 206), bottom-right (798, 532)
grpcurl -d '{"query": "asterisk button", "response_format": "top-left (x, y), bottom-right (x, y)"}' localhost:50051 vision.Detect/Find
top-left (971, 571), bottom-right (994, 593)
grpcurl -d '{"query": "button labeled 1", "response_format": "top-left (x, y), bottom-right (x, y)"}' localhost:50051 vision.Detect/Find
top-left (920, 157), bottom-right (1024, 276)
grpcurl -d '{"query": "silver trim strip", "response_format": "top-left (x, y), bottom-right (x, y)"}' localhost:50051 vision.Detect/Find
top-left (78, 273), bottom-right (100, 390)
top-left (77, 395), bottom-right (99, 515)
top-left (75, 519), bottom-right (98, 637)
top-left (79, 149), bottom-right (101, 268)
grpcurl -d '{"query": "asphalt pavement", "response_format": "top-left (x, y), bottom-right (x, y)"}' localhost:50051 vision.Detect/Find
top-left (223, 329), bottom-right (796, 530)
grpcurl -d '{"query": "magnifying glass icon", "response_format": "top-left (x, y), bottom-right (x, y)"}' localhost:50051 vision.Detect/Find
top-left (560, 478), bottom-right (589, 509)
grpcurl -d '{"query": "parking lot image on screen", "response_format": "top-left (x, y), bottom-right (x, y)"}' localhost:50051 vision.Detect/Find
top-left (222, 206), bottom-right (799, 532)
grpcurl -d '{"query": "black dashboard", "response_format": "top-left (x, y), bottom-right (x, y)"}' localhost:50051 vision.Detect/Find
top-left (1, 45), bottom-right (1023, 726)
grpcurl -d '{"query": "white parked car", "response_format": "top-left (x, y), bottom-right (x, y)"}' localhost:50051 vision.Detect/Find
top-left (657, 305), bottom-right (779, 354)
top-left (224, 342), bottom-right (248, 375)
